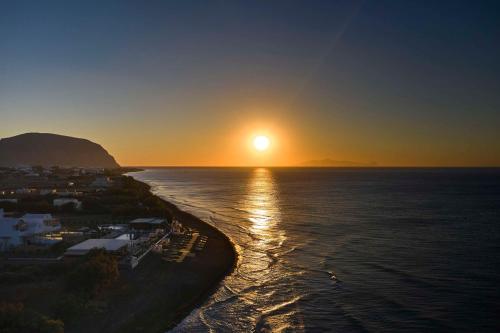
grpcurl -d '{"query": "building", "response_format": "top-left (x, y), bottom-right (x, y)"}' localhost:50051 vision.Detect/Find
top-left (91, 176), bottom-right (112, 188)
top-left (65, 238), bottom-right (129, 256)
top-left (53, 198), bottom-right (82, 210)
top-left (17, 214), bottom-right (62, 236)
top-left (0, 199), bottom-right (18, 203)
top-left (25, 172), bottom-right (40, 178)
top-left (0, 209), bottom-right (21, 251)
top-left (56, 191), bottom-right (82, 197)
top-left (15, 188), bottom-right (36, 195)
top-left (15, 165), bottom-right (32, 173)
top-left (129, 218), bottom-right (167, 230)
top-left (40, 189), bottom-right (57, 195)
top-left (83, 168), bottom-right (104, 175)
top-left (0, 213), bottom-right (61, 250)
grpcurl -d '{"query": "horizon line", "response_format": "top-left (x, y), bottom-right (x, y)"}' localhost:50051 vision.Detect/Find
top-left (123, 165), bottom-right (500, 169)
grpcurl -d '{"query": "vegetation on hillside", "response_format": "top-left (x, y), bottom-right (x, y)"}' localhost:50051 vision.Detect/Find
top-left (66, 249), bottom-right (119, 297)
top-left (0, 302), bottom-right (64, 333)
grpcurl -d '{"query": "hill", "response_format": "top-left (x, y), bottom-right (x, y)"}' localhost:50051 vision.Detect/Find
top-left (300, 158), bottom-right (378, 167)
top-left (0, 133), bottom-right (119, 168)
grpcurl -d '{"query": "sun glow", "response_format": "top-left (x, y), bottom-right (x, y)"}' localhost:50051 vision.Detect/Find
top-left (253, 135), bottom-right (270, 151)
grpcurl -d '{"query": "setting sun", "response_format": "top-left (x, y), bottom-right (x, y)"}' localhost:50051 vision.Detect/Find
top-left (253, 135), bottom-right (270, 151)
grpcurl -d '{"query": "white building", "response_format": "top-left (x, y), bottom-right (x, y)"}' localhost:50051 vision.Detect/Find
top-left (0, 199), bottom-right (18, 203)
top-left (40, 189), bottom-right (57, 195)
top-left (53, 198), bottom-right (82, 210)
top-left (0, 212), bottom-right (61, 250)
top-left (17, 214), bottom-right (62, 236)
top-left (65, 238), bottom-right (129, 256)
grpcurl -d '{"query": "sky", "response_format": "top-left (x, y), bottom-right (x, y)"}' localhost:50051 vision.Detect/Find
top-left (1, 0), bottom-right (499, 166)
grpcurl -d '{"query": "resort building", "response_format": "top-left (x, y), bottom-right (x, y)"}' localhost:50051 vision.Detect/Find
top-left (18, 214), bottom-right (62, 236)
top-left (65, 238), bottom-right (129, 256)
top-left (0, 212), bottom-right (62, 250)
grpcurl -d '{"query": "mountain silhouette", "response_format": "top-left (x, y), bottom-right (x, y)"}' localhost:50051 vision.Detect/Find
top-left (0, 133), bottom-right (119, 168)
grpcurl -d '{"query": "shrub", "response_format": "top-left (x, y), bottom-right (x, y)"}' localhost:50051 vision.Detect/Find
top-left (0, 202), bottom-right (17, 212)
top-left (81, 197), bottom-right (109, 213)
top-left (0, 302), bottom-right (64, 333)
top-left (59, 202), bottom-right (76, 213)
top-left (52, 294), bottom-right (85, 323)
top-left (66, 249), bottom-right (119, 297)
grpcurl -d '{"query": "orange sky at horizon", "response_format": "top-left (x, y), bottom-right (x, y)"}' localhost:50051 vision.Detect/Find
top-left (2, 94), bottom-right (500, 168)
top-left (2, 2), bottom-right (500, 168)
top-left (3, 110), bottom-right (498, 168)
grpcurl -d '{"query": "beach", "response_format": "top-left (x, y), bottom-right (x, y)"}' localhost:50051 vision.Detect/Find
top-left (69, 176), bottom-right (238, 332)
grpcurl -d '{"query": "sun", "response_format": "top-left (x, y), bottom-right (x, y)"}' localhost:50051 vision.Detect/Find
top-left (253, 135), bottom-right (270, 151)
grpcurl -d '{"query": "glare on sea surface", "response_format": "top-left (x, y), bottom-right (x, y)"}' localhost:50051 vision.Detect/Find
top-left (253, 135), bottom-right (270, 151)
top-left (246, 168), bottom-right (282, 240)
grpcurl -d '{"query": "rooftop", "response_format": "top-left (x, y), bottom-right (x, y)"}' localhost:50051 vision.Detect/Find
top-left (129, 218), bottom-right (166, 225)
top-left (65, 238), bottom-right (129, 255)
top-left (21, 213), bottom-right (53, 220)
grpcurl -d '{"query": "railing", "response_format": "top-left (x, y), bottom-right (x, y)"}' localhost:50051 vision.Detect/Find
top-left (128, 231), bottom-right (172, 269)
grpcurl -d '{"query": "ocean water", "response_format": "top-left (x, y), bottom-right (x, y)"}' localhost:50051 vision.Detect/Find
top-left (131, 168), bottom-right (500, 332)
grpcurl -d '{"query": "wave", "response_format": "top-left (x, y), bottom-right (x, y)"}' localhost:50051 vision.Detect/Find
top-left (254, 296), bottom-right (305, 333)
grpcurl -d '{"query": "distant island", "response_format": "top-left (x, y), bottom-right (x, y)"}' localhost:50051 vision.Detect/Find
top-left (0, 133), bottom-right (119, 168)
top-left (300, 158), bottom-right (378, 167)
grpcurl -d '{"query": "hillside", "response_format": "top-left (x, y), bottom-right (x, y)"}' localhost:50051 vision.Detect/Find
top-left (0, 133), bottom-right (119, 168)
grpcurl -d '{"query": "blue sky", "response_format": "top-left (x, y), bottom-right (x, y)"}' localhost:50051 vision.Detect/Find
top-left (1, 1), bottom-right (499, 165)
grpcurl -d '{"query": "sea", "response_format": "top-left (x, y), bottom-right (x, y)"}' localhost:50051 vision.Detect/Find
top-left (130, 168), bottom-right (500, 333)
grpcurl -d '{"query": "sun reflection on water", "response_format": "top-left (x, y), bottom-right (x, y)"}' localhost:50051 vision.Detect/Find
top-left (237, 168), bottom-right (287, 286)
top-left (238, 168), bottom-right (304, 332)
top-left (246, 168), bottom-right (281, 237)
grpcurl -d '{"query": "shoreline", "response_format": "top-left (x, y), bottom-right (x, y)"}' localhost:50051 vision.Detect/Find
top-left (0, 168), bottom-right (238, 332)
top-left (129, 174), bottom-right (238, 331)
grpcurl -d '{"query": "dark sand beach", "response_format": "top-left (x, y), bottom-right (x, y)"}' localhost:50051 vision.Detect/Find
top-left (76, 179), bottom-right (238, 332)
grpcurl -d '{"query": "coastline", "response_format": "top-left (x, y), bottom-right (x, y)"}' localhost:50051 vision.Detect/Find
top-left (0, 167), bottom-right (238, 333)
top-left (128, 174), bottom-right (238, 331)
